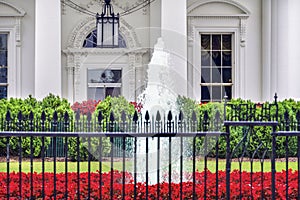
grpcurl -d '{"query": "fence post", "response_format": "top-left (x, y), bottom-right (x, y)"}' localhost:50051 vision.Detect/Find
top-left (225, 125), bottom-right (231, 200)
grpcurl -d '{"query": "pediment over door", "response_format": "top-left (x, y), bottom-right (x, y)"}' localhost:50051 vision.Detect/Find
top-left (0, 1), bottom-right (26, 17)
top-left (188, 0), bottom-right (250, 16)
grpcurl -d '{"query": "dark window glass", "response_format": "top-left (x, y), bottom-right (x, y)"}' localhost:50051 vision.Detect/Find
top-left (201, 35), bottom-right (210, 50)
top-left (212, 35), bottom-right (221, 50)
top-left (0, 68), bottom-right (7, 83)
top-left (0, 34), bottom-right (7, 50)
top-left (222, 51), bottom-right (232, 66)
top-left (222, 34), bottom-right (231, 50)
top-left (0, 51), bottom-right (7, 66)
top-left (201, 86), bottom-right (210, 102)
top-left (222, 68), bottom-right (232, 83)
top-left (212, 51), bottom-right (221, 66)
top-left (200, 33), bottom-right (232, 102)
top-left (224, 86), bottom-right (232, 99)
top-left (0, 86), bottom-right (7, 99)
top-left (106, 87), bottom-right (121, 97)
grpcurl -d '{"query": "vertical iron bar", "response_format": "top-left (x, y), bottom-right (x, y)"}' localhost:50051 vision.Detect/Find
top-left (41, 114), bottom-right (46, 200)
top-left (88, 136), bottom-right (91, 200)
top-left (110, 137), bottom-right (114, 200)
top-left (146, 137), bottom-right (149, 200)
top-left (180, 137), bottom-right (183, 200)
top-left (53, 136), bottom-right (57, 200)
top-left (65, 136), bottom-right (68, 199)
top-left (42, 136), bottom-right (45, 200)
top-left (134, 137), bottom-right (137, 200)
top-left (77, 137), bottom-right (80, 200)
top-left (250, 161), bottom-right (253, 199)
top-left (122, 137), bottom-right (126, 200)
top-left (30, 136), bottom-right (33, 199)
top-left (271, 130), bottom-right (276, 200)
top-left (157, 137), bottom-right (160, 200)
top-left (215, 137), bottom-right (219, 200)
top-left (261, 162), bottom-right (264, 199)
top-left (285, 136), bottom-right (289, 199)
top-left (99, 137), bottom-right (103, 200)
top-left (6, 136), bottom-right (10, 199)
top-left (225, 127), bottom-right (231, 200)
top-left (169, 136), bottom-right (172, 200)
top-left (192, 137), bottom-right (196, 200)
top-left (204, 137), bottom-right (207, 200)
top-left (18, 136), bottom-right (22, 199)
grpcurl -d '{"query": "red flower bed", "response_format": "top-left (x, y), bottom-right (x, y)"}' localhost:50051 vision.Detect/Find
top-left (71, 99), bottom-right (100, 115)
top-left (0, 170), bottom-right (297, 199)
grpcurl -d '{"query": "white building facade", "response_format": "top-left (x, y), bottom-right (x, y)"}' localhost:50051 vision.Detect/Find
top-left (0, 0), bottom-right (300, 103)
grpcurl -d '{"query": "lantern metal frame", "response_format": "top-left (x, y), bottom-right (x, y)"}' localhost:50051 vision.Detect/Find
top-left (96, 0), bottom-right (119, 48)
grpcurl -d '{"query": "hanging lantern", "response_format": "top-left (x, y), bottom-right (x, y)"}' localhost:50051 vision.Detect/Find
top-left (96, 0), bottom-right (119, 47)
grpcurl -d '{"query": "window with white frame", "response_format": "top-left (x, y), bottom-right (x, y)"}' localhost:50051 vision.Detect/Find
top-left (200, 33), bottom-right (233, 102)
top-left (87, 69), bottom-right (122, 100)
top-left (0, 33), bottom-right (8, 99)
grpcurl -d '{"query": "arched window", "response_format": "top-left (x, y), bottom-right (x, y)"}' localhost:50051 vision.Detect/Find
top-left (83, 29), bottom-right (127, 48)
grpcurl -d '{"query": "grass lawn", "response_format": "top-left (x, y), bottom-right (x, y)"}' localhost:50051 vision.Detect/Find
top-left (0, 159), bottom-right (297, 173)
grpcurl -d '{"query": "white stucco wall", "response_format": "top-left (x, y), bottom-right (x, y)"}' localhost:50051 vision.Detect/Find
top-left (2, 0), bottom-right (35, 98)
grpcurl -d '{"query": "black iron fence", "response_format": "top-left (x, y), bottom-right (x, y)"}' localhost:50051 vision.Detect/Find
top-left (0, 94), bottom-right (300, 199)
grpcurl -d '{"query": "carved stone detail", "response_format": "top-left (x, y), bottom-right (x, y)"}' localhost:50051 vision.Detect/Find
top-left (15, 17), bottom-right (21, 44)
top-left (67, 17), bottom-right (141, 49)
top-left (240, 17), bottom-right (247, 47)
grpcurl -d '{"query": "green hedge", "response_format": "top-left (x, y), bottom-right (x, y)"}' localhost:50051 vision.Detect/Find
top-left (0, 94), bottom-right (73, 157)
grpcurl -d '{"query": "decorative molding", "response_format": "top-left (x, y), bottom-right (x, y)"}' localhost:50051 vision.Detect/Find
top-left (61, 0), bottom-right (67, 15)
top-left (0, 0), bottom-right (26, 17)
top-left (187, 0), bottom-right (251, 16)
top-left (240, 17), bottom-right (247, 47)
top-left (112, 0), bottom-right (145, 11)
top-left (15, 17), bottom-right (21, 44)
top-left (67, 17), bottom-right (141, 49)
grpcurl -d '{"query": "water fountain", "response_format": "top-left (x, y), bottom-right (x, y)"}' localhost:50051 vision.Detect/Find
top-left (136, 38), bottom-right (182, 184)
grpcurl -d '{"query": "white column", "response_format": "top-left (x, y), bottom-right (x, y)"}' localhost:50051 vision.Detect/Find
top-left (262, 0), bottom-right (272, 101)
top-left (161, 0), bottom-right (187, 96)
top-left (271, 0), bottom-right (289, 100)
top-left (35, 0), bottom-right (61, 99)
top-left (287, 0), bottom-right (300, 100)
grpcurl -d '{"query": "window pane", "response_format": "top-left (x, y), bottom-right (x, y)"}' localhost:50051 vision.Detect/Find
top-left (0, 67), bottom-right (7, 83)
top-left (224, 86), bottom-right (232, 99)
top-left (88, 69), bottom-right (122, 83)
top-left (0, 51), bottom-right (7, 66)
top-left (222, 51), bottom-right (232, 66)
top-left (201, 51), bottom-right (210, 66)
top-left (201, 68), bottom-right (210, 83)
top-left (222, 68), bottom-right (232, 83)
top-left (212, 35), bottom-right (221, 50)
top-left (212, 51), bottom-right (221, 66)
top-left (106, 87), bottom-right (121, 97)
top-left (201, 86), bottom-right (210, 102)
top-left (88, 88), bottom-right (105, 101)
top-left (0, 86), bottom-right (7, 99)
top-left (222, 34), bottom-right (231, 50)
top-left (212, 68), bottom-right (221, 83)
top-left (0, 34), bottom-right (7, 50)
top-left (201, 35), bottom-right (210, 50)
top-left (212, 86), bottom-right (221, 101)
